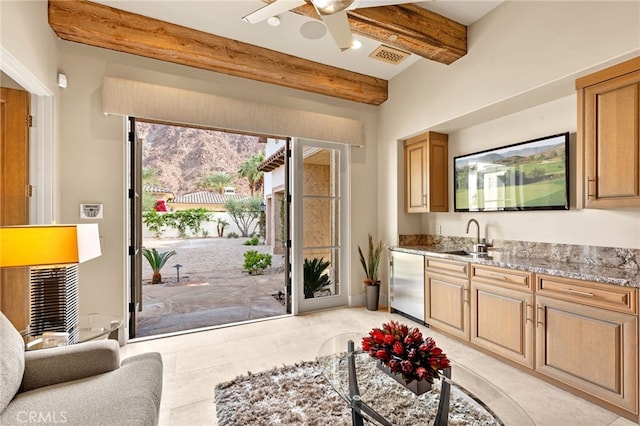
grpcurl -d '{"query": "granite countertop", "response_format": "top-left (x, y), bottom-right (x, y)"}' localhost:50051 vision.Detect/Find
top-left (391, 245), bottom-right (640, 288)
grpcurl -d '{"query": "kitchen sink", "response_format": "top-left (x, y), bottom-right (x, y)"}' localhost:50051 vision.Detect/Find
top-left (442, 250), bottom-right (491, 258)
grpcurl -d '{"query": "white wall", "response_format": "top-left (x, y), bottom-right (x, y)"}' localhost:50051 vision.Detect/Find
top-left (426, 95), bottom-right (640, 247)
top-left (378, 1), bottom-right (640, 251)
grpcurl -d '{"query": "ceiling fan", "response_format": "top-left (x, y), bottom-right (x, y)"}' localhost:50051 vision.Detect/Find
top-left (242, 0), bottom-right (417, 51)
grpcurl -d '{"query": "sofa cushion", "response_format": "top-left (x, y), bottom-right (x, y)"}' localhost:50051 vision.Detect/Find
top-left (0, 312), bottom-right (25, 413)
top-left (0, 352), bottom-right (163, 426)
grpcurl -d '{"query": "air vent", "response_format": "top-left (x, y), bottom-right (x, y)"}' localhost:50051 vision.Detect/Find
top-left (369, 45), bottom-right (410, 65)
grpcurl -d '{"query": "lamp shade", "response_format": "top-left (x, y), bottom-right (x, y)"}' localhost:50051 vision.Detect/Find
top-left (0, 224), bottom-right (101, 268)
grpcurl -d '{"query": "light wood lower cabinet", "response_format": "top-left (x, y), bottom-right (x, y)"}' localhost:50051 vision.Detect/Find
top-left (535, 294), bottom-right (638, 414)
top-left (471, 281), bottom-right (534, 368)
top-left (424, 257), bottom-right (470, 340)
top-left (535, 274), bottom-right (638, 415)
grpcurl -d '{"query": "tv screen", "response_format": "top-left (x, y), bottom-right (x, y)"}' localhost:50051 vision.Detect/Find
top-left (454, 132), bottom-right (570, 212)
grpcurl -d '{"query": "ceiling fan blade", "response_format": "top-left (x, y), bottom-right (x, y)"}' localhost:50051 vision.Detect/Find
top-left (320, 10), bottom-right (354, 51)
top-left (242, 0), bottom-right (306, 24)
top-left (354, 0), bottom-right (417, 7)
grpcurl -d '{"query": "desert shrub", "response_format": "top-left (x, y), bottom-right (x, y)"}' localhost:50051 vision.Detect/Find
top-left (244, 236), bottom-right (259, 246)
top-left (243, 250), bottom-right (272, 275)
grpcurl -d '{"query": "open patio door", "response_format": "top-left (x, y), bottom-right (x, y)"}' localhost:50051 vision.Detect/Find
top-left (291, 138), bottom-right (349, 314)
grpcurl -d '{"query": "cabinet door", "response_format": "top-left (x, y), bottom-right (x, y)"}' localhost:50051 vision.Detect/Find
top-left (404, 132), bottom-right (448, 213)
top-left (582, 70), bottom-right (640, 208)
top-left (471, 281), bottom-right (534, 368)
top-left (536, 295), bottom-right (638, 413)
top-left (405, 140), bottom-right (428, 213)
top-left (425, 271), bottom-right (469, 340)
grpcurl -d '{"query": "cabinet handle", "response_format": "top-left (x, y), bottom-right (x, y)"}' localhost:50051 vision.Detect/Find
top-left (525, 301), bottom-right (532, 323)
top-left (560, 288), bottom-right (594, 297)
top-left (587, 177), bottom-right (596, 198)
top-left (463, 287), bottom-right (469, 304)
top-left (536, 305), bottom-right (544, 327)
top-left (488, 272), bottom-right (510, 281)
top-left (422, 194), bottom-right (427, 206)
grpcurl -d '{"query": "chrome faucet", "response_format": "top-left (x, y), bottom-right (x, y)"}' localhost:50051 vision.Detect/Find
top-left (466, 218), bottom-right (486, 253)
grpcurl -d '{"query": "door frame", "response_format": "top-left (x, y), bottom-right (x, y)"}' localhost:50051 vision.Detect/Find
top-left (291, 137), bottom-right (350, 314)
top-left (1, 46), bottom-right (55, 224)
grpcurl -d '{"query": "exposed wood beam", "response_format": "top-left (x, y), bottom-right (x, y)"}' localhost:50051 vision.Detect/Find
top-left (48, 0), bottom-right (388, 105)
top-left (264, 1), bottom-right (467, 65)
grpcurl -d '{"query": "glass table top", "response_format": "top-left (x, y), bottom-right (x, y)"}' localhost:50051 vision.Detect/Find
top-left (24, 313), bottom-right (122, 350)
top-left (318, 333), bottom-right (535, 426)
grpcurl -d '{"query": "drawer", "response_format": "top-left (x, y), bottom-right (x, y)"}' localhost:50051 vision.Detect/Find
top-left (536, 274), bottom-right (637, 314)
top-left (471, 265), bottom-right (533, 292)
top-left (425, 257), bottom-right (469, 278)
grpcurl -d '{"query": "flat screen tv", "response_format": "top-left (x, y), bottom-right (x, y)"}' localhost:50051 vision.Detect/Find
top-left (454, 132), bottom-right (570, 212)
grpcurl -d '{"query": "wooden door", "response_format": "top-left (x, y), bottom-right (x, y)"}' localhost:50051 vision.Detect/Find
top-left (0, 87), bottom-right (30, 332)
top-left (425, 271), bottom-right (469, 340)
top-left (471, 281), bottom-right (534, 368)
top-left (535, 295), bottom-right (638, 413)
top-left (582, 69), bottom-right (640, 208)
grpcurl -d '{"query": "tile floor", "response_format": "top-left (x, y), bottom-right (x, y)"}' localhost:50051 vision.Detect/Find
top-left (120, 307), bottom-right (637, 426)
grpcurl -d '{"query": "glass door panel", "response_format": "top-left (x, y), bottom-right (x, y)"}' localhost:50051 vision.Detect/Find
top-left (292, 139), bottom-right (348, 313)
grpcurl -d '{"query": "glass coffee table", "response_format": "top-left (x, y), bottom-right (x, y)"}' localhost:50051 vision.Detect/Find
top-left (318, 333), bottom-right (534, 426)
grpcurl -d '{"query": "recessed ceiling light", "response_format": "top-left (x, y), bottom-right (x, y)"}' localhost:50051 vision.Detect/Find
top-left (388, 34), bottom-right (398, 42)
top-left (267, 16), bottom-right (281, 27)
top-left (300, 21), bottom-right (327, 40)
top-left (351, 39), bottom-right (362, 49)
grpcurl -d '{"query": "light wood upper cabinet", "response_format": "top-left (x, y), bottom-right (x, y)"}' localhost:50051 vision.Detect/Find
top-left (576, 56), bottom-right (640, 208)
top-left (404, 131), bottom-right (448, 213)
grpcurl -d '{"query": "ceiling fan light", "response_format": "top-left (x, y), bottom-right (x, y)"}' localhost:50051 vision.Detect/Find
top-left (267, 16), bottom-right (281, 27)
top-left (311, 0), bottom-right (354, 15)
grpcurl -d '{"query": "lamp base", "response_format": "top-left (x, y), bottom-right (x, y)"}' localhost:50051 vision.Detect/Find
top-left (29, 265), bottom-right (79, 344)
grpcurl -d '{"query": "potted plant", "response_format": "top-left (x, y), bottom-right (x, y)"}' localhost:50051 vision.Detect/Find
top-left (358, 234), bottom-right (383, 311)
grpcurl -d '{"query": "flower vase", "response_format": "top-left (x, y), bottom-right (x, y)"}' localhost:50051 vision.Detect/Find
top-left (377, 361), bottom-right (432, 395)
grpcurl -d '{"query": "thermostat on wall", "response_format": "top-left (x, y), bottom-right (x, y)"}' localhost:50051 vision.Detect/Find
top-left (80, 203), bottom-right (103, 219)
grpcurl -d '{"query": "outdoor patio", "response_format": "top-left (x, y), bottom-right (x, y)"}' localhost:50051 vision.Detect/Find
top-left (136, 237), bottom-right (287, 338)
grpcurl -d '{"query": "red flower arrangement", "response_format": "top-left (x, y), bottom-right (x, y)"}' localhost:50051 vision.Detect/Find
top-left (362, 321), bottom-right (450, 384)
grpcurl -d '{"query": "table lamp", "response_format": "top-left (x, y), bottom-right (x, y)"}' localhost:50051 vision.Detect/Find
top-left (0, 224), bottom-right (101, 344)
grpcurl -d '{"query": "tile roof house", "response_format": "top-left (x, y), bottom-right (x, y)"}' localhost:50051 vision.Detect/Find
top-left (168, 191), bottom-right (247, 212)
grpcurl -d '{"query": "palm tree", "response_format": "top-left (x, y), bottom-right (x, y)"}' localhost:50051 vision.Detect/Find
top-left (142, 248), bottom-right (177, 284)
top-left (198, 172), bottom-right (233, 194)
top-left (142, 167), bottom-right (160, 185)
top-left (303, 257), bottom-right (331, 298)
top-left (238, 152), bottom-right (265, 196)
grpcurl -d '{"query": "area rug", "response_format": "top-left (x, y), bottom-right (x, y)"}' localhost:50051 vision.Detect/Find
top-left (214, 358), bottom-right (501, 425)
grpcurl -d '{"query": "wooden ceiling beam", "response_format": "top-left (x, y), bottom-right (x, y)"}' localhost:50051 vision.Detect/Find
top-left (265, 1), bottom-right (467, 65)
top-left (48, 0), bottom-right (388, 105)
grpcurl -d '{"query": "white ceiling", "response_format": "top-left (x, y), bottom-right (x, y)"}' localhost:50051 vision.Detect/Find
top-left (93, 1), bottom-right (503, 79)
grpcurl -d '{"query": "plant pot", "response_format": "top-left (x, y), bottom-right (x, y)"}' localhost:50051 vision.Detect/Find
top-left (377, 361), bottom-right (432, 395)
top-left (365, 283), bottom-right (380, 311)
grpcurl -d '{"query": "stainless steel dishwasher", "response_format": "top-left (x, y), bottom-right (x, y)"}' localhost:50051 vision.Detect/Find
top-left (389, 250), bottom-right (425, 322)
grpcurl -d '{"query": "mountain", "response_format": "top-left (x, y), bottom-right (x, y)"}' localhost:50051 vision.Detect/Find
top-left (138, 122), bottom-right (266, 195)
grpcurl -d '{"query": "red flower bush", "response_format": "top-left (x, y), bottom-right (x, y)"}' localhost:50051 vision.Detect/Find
top-left (362, 321), bottom-right (450, 384)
